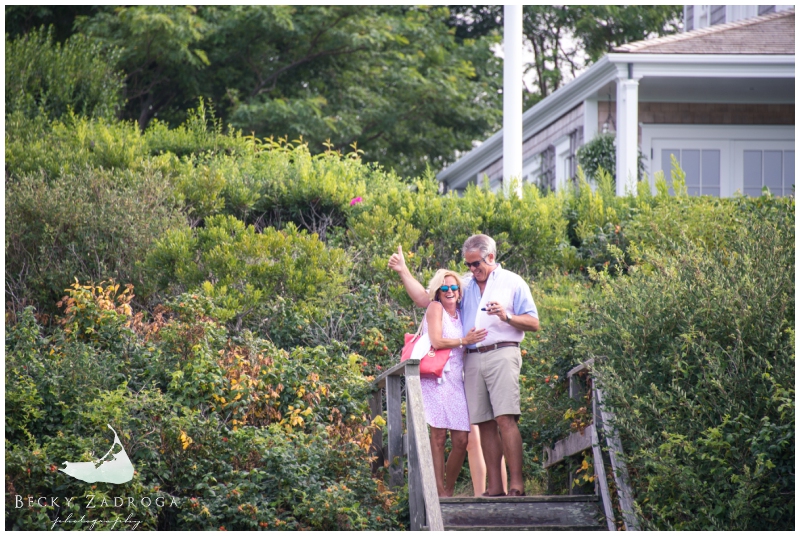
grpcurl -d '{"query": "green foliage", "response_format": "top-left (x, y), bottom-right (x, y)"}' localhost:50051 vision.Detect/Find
top-left (5, 164), bottom-right (184, 313)
top-left (576, 132), bottom-right (647, 184)
top-left (5, 26), bottom-right (124, 120)
top-left (75, 5), bottom-right (211, 129)
top-left (581, 202), bottom-right (794, 529)
top-left (5, 68), bottom-right (794, 529)
top-left (576, 133), bottom-right (616, 183)
top-left (6, 112), bottom-right (149, 179)
top-left (146, 215), bottom-right (349, 328)
top-left (5, 287), bottom-right (404, 530)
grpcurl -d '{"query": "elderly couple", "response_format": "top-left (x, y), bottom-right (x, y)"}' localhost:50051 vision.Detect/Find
top-left (388, 234), bottom-right (539, 498)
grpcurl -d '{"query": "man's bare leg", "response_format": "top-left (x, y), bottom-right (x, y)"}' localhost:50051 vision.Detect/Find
top-left (477, 419), bottom-right (505, 495)
top-left (495, 414), bottom-right (524, 493)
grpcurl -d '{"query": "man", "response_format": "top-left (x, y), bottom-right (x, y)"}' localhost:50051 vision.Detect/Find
top-left (388, 234), bottom-right (539, 497)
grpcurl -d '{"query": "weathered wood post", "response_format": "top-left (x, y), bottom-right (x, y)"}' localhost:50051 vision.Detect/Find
top-left (386, 374), bottom-right (405, 489)
top-left (368, 388), bottom-right (384, 474)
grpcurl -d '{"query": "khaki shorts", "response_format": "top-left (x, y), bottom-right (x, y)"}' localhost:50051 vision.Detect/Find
top-left (463, 346), bottom-right (521, 424)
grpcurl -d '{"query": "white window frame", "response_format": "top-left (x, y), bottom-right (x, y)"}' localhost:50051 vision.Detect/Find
top-left (641, 124), bottom-right (795, 197)
top-left (733, 140), bottom-right (795, 196)
top-left (554, 134), bottom-right (572, 191)
top-left (522, 153), bottom-right (542, 187)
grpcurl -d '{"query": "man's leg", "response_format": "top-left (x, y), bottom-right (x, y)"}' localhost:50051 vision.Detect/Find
top-left (495, 414), bottom-right (524, 493)
top-left (477, 419), bottom-right (505, 496)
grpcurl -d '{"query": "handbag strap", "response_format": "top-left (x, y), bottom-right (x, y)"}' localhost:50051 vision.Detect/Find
top-left (412, 302), bottom-right (448, 340)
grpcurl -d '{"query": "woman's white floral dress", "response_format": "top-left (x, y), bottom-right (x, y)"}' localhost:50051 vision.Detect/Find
top-left (419, 307), bottom-right (471, 431)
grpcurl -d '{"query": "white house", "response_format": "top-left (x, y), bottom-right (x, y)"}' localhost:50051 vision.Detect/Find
top-left (437, 7), bottom-right (795, 198)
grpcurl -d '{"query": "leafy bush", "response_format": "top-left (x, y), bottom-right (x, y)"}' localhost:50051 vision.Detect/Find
top-left (5, 26), bottom-right (124, 121)
top-left (145, 215), bottom-right (349, 329)
top-left (583, 202), bottom-right (794, 529)
top-left (5, 165), bottom-right (184, 313)
top-left (5, 286), bottom-right (405, 531)
top-left (576, 132), bottom-right (646, 182)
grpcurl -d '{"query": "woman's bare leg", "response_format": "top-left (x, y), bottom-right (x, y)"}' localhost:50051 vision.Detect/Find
top-left (501, 453), bottom-right (509, 494)
top-left (429, 427), bottom-right (447, 496)
top-left (466, 424), bottom-right (486, 496)
top-left (444, 430), bottom-right (469, 496)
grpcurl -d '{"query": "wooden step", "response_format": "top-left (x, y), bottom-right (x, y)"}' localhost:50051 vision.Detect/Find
top-left (437, 495), bottom-right (606, 530)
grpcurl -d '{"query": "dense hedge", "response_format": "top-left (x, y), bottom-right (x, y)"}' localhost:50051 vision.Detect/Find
top-left (5, 56), bottom-right (794, 530)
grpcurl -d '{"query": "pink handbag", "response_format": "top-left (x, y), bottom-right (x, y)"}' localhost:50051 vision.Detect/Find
top-left (400, 313), bottom-right (451, 378)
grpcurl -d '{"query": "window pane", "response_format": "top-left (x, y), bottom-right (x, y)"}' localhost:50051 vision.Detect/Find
top-left (687, 186), bottom-right (701, 196)
top-left (662, 149), bottom-right (680, 195)
top-left (783, 151), bottom-right (794, 196)
top-left (763, 151), bottom-right (783, 193)
top-left (743, 150), bottom-right (762, 196)
top-left (702, 150), bottom-right (721, 195)
top-left (682, 150), bottom-right (701, 192)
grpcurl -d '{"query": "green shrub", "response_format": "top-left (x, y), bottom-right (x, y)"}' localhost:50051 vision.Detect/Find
top-left (5, 285), bottom-right (406, 531)
top-left (145, 215), bottom-right (350, 329)
top-left (584, 206), bottom-right (794, 529)
top-left (5, 165), bottom-right (184, 313)
top-left (5, 26), bottom-right (124, 121)
top-left (576, 132), bottom-right (646, 182)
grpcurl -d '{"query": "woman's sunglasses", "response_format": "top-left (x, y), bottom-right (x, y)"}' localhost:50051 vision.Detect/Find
top-left (439, 285), bottom-right (459, 292)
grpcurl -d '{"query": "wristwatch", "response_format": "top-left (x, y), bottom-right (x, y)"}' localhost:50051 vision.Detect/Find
top-left (505, 313), bottom-right (513, 323)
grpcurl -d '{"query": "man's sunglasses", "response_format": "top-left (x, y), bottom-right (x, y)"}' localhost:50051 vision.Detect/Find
top-left (439, 285), bottom-right (459, 292)
top-left (465, 256), bottom-right (488, 269)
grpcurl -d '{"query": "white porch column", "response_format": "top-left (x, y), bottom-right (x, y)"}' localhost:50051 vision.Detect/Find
top-left (503, 4), bottom-right (523, 198)
top-left (583, 99), bottom-right (598, 144)
top-left (615, 76), bottom-right (640, 196)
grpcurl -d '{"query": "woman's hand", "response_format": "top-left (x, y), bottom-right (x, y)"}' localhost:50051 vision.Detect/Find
top-left (463, 327), bottom-right (488, 345)
top-left (388, 245), bottom-right (407, 274)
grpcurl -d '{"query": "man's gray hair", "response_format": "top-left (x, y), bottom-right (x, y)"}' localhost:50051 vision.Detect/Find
top-left (462, 234), bottom-right (496, 258)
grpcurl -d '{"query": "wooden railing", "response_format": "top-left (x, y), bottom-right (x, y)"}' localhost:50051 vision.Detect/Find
top-left (369, 358), bottom-right (443, 531)
top-left (543, 359), bottom-right (640, 531)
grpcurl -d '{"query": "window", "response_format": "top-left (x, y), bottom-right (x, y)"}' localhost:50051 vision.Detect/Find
top-left (540, 145), bottom-right (556, 192)
top-left (643, 125), bottom-right (794, 199)
top-left (743, 150), bottom-right (795, 197)
top-left (696, 5), bottom-right (710, 28)
top-left (661, 149), bottom-right (721, 196)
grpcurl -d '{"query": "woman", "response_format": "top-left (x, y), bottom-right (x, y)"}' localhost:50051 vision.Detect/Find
top-left (419, 269), bottom-right (487, 497)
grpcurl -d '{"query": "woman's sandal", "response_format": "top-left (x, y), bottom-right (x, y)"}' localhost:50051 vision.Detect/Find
top-left (481, 491), bottom-right (507, 497)
top-left (507, 488), bottom-right (526, 497)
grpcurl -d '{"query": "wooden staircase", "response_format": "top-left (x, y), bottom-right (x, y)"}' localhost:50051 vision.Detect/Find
top-left (434, 495), bottom-right (605, 531)
top-left (370, 358), bottom-right (635, 531)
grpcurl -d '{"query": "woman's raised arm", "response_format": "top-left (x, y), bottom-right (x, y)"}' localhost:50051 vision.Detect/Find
top-left (388, 245), bottom-right (430, 308)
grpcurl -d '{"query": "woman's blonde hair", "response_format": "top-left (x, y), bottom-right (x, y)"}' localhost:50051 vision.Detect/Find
top-left (426, 269), bottom-right (464, 302)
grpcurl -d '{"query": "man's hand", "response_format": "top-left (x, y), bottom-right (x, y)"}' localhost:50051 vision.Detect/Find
top-left (484, 301), bottom-right (508, 321)
top-left (388, 245), bottom-right (407, 274)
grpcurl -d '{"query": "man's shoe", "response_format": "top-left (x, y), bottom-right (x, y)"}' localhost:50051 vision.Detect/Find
top-left (507, 488), bottom-right (526, 497)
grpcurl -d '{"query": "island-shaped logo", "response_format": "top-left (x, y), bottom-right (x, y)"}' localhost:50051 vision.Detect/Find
top-left (59, 424), bottom-right (134, 484)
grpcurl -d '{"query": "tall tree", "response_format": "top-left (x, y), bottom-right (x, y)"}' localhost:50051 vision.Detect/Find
top-left (75, 5), bottom-right (211, 129)
top-left (198, 5), bottom-right (503, 178)
top-left (446, 5), bottom-right (681, 102)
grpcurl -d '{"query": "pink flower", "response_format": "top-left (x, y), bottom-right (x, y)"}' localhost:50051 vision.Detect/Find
top-left (350, 197), bottom-right (363, 206)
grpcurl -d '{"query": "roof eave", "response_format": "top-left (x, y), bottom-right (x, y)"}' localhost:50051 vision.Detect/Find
top-left (438, 56), bottom-right (618, 186)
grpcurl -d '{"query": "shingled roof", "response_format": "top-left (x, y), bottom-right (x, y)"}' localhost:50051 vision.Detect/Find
top-left (614, 9), bottom-right (794, 54)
